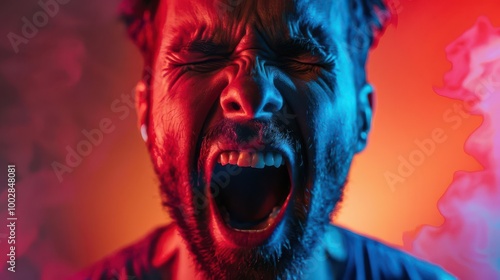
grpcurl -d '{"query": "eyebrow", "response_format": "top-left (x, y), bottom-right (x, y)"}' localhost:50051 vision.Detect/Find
top-left (276, 19), bottom-right (338, 58)
top-left (275, 37), bottom-right (329, 58)
top-left (180, 40), bottom-right (232, 55)
top-left (176, 37), bottom-right (334, 60)
top-left (168, 22), bottom-right (336, 59)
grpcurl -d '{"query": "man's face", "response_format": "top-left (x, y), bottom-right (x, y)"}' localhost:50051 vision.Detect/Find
top-left (141, 0), bottom-right (371, 278)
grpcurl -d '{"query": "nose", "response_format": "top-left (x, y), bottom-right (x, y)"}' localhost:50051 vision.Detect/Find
top-left (220, 76), bottom-right (283, 121)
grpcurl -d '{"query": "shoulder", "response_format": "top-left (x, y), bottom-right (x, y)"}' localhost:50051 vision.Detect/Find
top-left (325, 226), bottom-right (456, 280)
top-left (71, 224), bottom-right (175, 280)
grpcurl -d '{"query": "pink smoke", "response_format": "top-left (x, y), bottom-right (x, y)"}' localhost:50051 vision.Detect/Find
top-left (406, 16), bottom-right (500, 279)
top-left (0, 0), bottom-right (123, 279)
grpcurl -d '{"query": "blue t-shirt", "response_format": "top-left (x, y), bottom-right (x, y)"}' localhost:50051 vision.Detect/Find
top-left (75, 224), bottom-right (455, 279)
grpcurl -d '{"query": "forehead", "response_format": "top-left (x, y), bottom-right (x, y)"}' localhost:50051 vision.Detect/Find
top-left (157, 0), bottom-right (348, 50)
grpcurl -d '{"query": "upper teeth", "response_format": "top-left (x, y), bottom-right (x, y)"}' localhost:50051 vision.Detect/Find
top-left (218, 151), bottom-right (285, 168)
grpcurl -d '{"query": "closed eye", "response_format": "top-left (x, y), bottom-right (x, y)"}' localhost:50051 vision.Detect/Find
top-left (280, 58), bottom-right (335, 76)
top-left (284, 60), bottom-right (320, 73)
top-left (182, 58), bottom-right (229, 73)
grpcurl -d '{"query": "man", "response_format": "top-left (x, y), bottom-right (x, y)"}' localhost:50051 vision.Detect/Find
top-left (78, 0), bottom-right (454, 279)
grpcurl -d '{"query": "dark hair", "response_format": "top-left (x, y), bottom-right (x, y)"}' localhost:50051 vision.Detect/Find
top-left (119, 0), bottom-right (159, 63)
top-left (120, 0), bottom-right (390, 83)
top-left (347, 0), bottom-right (390, 87)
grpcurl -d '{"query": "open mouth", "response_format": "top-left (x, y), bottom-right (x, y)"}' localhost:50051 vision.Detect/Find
top-left (207, 150), bottom-right (292, 245)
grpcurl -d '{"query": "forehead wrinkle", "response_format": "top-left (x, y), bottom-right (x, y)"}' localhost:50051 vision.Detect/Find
top-left (160, 0), bottom-right (343, 57)
top-left (235, 0), bottom-right (338, 56)
top-left (162, 0), bottom-right (300, 54)
top-left (285, 19), bottom-right (338, 56)
top-left (284, 0), bottom-right (347, 56)
top-left (162, 1), bottom-right (249, 52)
top-left (162, 19), bottom-right (236, 53)
top-left (251, 0), bottom-right (291, 45)
top-left (163, 22), bottom-right (226, 53)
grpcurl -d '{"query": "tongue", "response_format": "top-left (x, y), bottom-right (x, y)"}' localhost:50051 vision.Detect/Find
top-left (214, 164), bottom-right (290, 223)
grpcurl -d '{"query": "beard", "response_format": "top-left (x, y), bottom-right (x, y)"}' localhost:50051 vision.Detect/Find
top-left (148, 116), bottom-right (355, 279)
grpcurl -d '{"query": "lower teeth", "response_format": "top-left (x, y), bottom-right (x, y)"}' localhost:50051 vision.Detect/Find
top-left (269, 206), bottom-right (280, 219)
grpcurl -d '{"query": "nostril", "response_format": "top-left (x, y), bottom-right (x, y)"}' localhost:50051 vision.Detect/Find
top-left (230, 102), bottom-right (241, 111)
top-left (263, 103), bottom-right (277, 113)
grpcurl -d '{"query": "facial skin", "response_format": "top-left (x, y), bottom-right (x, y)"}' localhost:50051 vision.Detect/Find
top-left (137, 0), bottom-right (373, 278)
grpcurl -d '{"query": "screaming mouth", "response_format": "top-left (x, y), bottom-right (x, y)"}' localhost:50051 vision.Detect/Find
top-left (208, 149), bottom-right (293, 246)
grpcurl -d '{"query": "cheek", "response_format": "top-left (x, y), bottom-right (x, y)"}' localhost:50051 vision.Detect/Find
top-left (289, 74), bottom-right (357, 140)
top-left (279, 66), bottom-right (357, 169)
top-left (149, 71), bottom-right (228, 162)
top-left (310, 89), bottom-right (357, 148)
top-left (314, 53), bottom-right (358, 144)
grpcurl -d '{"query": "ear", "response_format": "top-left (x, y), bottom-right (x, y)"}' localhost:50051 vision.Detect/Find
top-left (355, 83), bottom-right (374, 153)
top-left (135, 80), bottom-right (149, 142)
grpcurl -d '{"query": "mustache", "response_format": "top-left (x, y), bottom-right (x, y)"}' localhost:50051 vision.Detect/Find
top-left (198, 118), bottom-right (300, 168)
top-left (202, 118), bottom-right (290, 149)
